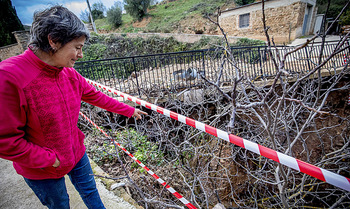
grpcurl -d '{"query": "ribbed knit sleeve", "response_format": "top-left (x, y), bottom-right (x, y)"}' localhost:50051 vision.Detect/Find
top-left (75, 71), bottom-right (135, 118)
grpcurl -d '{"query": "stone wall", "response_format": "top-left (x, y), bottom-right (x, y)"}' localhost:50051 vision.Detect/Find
top-left (219, 0), bottom-right (317, 44)
top-left (13, 30), bottom-right (30, 51)
top-left (0, 43), bottom-right (22, 61)
top-left (0, 30), bottom-right (30, 61)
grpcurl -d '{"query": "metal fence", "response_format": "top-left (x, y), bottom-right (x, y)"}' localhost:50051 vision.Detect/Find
top-left (75, 41), bottom-right (348, 97)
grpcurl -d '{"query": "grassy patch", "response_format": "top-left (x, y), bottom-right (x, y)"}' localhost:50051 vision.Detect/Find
top-left (97, 0), bottom-right (230, 33)
top-left (95, 18), bottom-right (113, 31)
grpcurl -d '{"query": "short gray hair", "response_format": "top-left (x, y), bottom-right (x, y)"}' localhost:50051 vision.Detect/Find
top-left (28, 5), bottom-right (90, 53)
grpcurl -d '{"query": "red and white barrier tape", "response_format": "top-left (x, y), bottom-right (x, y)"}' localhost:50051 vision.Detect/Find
top-left (85, 78), bottom-right (350, 192)
top-left (344, 54), bottom-right (347, 65)
top-left (79, 112), bottom-right (197, 209)
top-left (343, 54), bottom-right (350, 65)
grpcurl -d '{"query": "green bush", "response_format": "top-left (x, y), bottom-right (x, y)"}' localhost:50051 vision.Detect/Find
top-left (107, 3), bottom-right (123, 28)
top-left (190, 36), bottom-right (223, 50)
top-left (340, 10), bottom-right (350, 25)
top-left (81, 43), bottom-right (107, 61)
top-left (86, 128), bottom-right (164, 173)
top-left (124, 0), bottom-right (151, 21)
top-left (234, 38), bottom-right (265, 46)
top-left (117, 128), bottom-right (164, 172)
top-left (79, 34), bottom-right (266, 64)
top-left (91, 2), bottom-right (106, 20)
top-left (95, 18), bottom-right (113, 31)
top-left (234, 0), bottom-right (255, 6)
top-left (88, 142), bottom-right (116, 164)
top-left (0, 0), bottom-right (24, 47)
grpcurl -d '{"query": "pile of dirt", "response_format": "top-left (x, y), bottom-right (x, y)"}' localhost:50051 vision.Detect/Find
top-left (132, 16), bottom-right (152, 28)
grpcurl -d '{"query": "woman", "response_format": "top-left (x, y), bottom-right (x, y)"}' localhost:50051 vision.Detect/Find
top-left (0, 5), bottom-right (147, 209)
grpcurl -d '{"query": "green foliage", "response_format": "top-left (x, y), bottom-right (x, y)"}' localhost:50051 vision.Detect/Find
top-left (124, 0), bottom-right (151, 20)
top-left (316, 0), bottom-right (348, 20)
top-left (94, 0), bottom-right (235, 34)
top-left (80, 43), bottom-right (107, 61)
top-left (340, 10), bottom-right (350, 25)
top-left (234, 38), bottom-right (265, 46)
top-left (107, 3), bottom-right (123, 28)
top-left (91, 2), bottom-right (106, 20)
top-left (95, 18), bottom-right (113, 31)
top-left (87, 126), bottom-right (117, 164)
top-left (232, 38), bottom-right (266, 64)
top-left (141, 0), bottom-right (204, 33)
top-left (188, 2), bottom-right (220, 16)
top-left (80, 9), bottom-right (90, 23)
top-left (87, 128), bottom-right (164, 172)
top-left (89, 142), bottom-right (116, 164)
top-left (234, 0), bottom-right (255, 6)
top-left (190, 36), bottom-right (223, 50)
top-left (0, 0), bottom-right (24, 47)
top-left (79, 34), bottom-right (265, 64)
top-left (117, 128), bottom-right (164, 172)
top-left (81, 33), bottom-right (234, 61)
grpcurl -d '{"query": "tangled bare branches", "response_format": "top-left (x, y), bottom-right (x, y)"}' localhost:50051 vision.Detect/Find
top-left (79, 1), bottom-right (350, 208)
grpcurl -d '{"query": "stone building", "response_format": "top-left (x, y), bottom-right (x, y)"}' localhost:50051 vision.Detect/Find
top-left (219, 0), bottom-right (317, 44)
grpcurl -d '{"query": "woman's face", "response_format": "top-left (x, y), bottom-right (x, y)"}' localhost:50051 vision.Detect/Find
top-left (51, 36), bottom-right (86, 68)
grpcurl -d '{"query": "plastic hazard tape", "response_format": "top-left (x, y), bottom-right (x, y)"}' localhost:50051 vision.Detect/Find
top-left (85, 78), bottom-right (350, 192)
top-left (79, 112), bottom-right (197, 209)
top-left (344, 54), bottom-right (349, 65)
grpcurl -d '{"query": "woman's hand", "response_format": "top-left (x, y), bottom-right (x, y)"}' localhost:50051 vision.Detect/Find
top-left (52, 157), bottom-right (60, 167)
top-left (132, 108), bottom-right (148, 120)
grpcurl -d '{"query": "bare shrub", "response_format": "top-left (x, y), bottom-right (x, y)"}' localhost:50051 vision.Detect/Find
top-left (79, 1), bottom-right (350, 208)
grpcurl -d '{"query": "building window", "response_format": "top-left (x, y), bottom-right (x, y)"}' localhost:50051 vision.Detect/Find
top-left (239, 13), bottom-right (250, 28)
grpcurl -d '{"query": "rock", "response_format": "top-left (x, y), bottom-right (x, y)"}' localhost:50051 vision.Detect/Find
top-left (183, 89), bottom-right (204, 104)
top-left (111, 182), bottom-right (126, 190)
top-left (213, 203), bottom-right (226, 209)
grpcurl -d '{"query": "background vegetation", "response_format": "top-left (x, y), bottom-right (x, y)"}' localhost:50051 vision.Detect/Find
top-left (0, 0), bottom-right (24, 47)
top-left (80, 33), bottom-right (265, 61)
top-left (89, 0), bottom-right (350, 34)
top-left (90, 0), bottom-right (236, 34)
top-left (124, 0), bottom-right (152, 20)
top-left (317, 0), bottom-right (350, 24)
top-left (107, 2), bottom-right (123, 28)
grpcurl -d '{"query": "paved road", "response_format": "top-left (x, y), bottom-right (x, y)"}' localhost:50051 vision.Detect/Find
top-left (289, 35), bottom-right (341, 46)
top-left (0, 158), bottom-right (138, 209)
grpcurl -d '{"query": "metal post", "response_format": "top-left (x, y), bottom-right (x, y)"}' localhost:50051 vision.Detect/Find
top-left (201, 51), bottom-right (206, 78)
top-left (258, 47), bottom-right (263, 77)
top-left (86, 0), bottom-right (97, 33)
top-left (132, 57), bottom-right (141, 97)
top-left (305, 46), bottom-right (311, 72)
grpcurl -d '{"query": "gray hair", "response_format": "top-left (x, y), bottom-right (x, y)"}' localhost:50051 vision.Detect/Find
top-left (28, 5), bottom-right (90, 53)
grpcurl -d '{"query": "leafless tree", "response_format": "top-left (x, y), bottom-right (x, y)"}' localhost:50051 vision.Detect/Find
top-left (79, 1), bottom-right (350, 208)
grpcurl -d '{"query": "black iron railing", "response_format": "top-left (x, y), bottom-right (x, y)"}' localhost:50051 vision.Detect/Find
top-left (75, 41), bottom-right (349, 97)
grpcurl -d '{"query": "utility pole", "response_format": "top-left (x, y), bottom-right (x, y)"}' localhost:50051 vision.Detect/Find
top-left (86, 0), bottom-right (97, 33)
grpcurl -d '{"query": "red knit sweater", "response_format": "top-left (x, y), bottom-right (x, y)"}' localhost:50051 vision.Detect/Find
top-left (0, 48), bottom-right (135, 179)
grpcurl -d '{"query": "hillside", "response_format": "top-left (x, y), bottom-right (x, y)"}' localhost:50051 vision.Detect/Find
top-left (81, 1), bottom-right (268, 61)
top-left (95, 0), bottom-right (237, 35)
